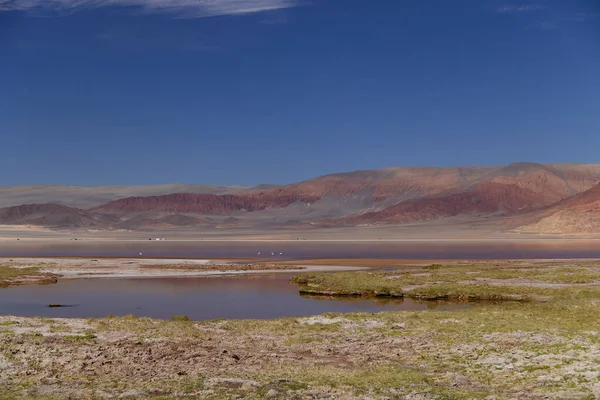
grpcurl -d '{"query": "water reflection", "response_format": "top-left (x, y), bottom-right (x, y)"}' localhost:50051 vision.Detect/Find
top-left (0, 275), bottom-right (470, 320)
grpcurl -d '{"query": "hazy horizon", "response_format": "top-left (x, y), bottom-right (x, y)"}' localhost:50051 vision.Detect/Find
top-left (1, 160), bottom-right (600, 187)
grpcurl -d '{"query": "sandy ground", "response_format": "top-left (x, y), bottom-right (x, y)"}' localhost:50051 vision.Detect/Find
top-left (1, 257), bottom-right (365, 279)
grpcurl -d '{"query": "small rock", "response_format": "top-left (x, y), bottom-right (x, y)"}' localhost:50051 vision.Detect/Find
top-left (266, 389), bottom-right (279, 398)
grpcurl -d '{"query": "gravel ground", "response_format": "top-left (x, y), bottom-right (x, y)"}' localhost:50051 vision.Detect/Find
top-left (1, 305), bottom-right (599, 400)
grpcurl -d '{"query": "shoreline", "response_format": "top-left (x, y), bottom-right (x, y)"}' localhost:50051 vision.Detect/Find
top-left (4, 256), bottom-right (600, 282)
top-left (0, 257), bottom-right (366, 281)
top-left (4, 237), bottom-right (600, 241)
top-left (4, 238), bottom-right (600, 262)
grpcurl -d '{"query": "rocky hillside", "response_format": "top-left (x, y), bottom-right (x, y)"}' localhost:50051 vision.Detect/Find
top-left (1, 162), bottom-right (599, 231)
top-left (518, 184), bottom-right (600, 234)
top-left (329, 182), bottom-right (551, 226)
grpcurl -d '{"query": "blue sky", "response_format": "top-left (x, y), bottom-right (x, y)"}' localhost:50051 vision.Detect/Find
top-left (1, 0), bottom-right (599, 186)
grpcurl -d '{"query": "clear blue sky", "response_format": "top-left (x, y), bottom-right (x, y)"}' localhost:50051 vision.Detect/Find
top-left (1, 0), bottom-right (599, 186)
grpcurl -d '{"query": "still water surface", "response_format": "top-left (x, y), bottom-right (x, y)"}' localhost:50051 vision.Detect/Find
top-left (3, 240), bottom-right (600, 259)
top-left (0, 275), bottom-right (464, 320)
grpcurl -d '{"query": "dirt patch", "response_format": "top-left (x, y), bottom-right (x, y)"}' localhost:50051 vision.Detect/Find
top-left (1, 307), bottom-right (599, 400)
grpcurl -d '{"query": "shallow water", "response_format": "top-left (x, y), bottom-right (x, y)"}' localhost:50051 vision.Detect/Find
top-left (3, 240), bottom-right (600, 259)
top-left (0, 275), bottom-right (466, 320)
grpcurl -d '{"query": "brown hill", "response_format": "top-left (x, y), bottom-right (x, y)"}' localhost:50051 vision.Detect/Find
top-left (518, 184), bottom-right (600, 234)
top-left (473, 162), bottom-right (600, 203)
top-left (264, 166), bottom-right (496, 202)
top-left (90, 192), bottom-right (322, 214)
top-left (0, 184), bottom-right (255, 209)
top-left (552, 183), bottom-right (600, 211)
top-left (2, 163), bottom-right (600, 230)
top-left (90, 163), bottom-right (600, 216)
top-left (329, 182), bottom-right (551, 226)
top-left (87, 167), bottom-right (498, 222)
top-left (0, 204), bottom-right (116, 228)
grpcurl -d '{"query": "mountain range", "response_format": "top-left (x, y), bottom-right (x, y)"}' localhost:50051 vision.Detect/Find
top-left (2, 162), bottom-right (600, 234)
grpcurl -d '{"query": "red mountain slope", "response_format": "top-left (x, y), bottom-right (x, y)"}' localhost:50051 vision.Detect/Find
top-left (88, 167), bottom-right (496, 217)
top-left (475, 162), bottom-right (600, 203)
top-left (90, 192), bottom-right (322, 214)
top-left (518, 184), bottom-right (600, 234)
top-left (2, 163), bottom-right (600, 230)
top-left (332, 182), bottom-right (551, 225)
top-left (91, 163), bottom-right (600, 216)
top-left (276, 166), bottom-right (497, 202)
top-left (552, 183), bottom-right (600, 211)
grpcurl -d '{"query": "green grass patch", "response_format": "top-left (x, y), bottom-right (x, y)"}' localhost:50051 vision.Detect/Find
top-left (0, 266), bottom-right (41, 280)
top-left (292, 263), bottom-right (600, 302)
top-left (292, 271), bottom-right (404, 296)
top-left (0, 266), bottom-right (57, 288)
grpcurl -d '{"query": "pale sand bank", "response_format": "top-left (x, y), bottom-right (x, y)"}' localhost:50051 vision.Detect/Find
top-left (0, 257), bottom-right (364, 279)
